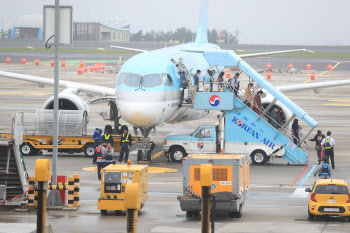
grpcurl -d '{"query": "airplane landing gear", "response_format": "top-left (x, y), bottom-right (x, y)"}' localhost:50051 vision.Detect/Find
top-left (135, 127), bottom-right (156, 162)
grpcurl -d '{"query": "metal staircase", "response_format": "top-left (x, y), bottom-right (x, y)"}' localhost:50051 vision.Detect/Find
top-left (0, 112), bottom-right (27, 201)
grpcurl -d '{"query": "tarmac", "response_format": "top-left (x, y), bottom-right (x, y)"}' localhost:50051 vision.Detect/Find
top-left (0, 46), bottom-right (350, 232)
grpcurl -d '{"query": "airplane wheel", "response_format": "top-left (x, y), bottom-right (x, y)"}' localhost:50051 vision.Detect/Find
top-left (251, 150), bottom-right (268, 165)
top-left (170, 147), bottom-right (186, 163)
top-left (137, 150), bottom-right (143, 162)
top-left (147, 150), bottom-right (152, 161)
top-left (84, 144), bottom-right (95, 157)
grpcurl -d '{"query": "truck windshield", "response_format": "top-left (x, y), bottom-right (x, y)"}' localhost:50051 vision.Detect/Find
top-left (191, 127), bottom-right (200, 136)
top-left (315, 185), bottom-right (349, 195)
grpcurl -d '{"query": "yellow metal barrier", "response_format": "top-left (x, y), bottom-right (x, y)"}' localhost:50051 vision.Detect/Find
top-left (35, 159), bottom-right (51, 233)
top-left (74, 174), bottom-right (80, 207)
top-left (28, 176), bottom-right (35, 207)
top-left (125, 183), bottom-right (140, 233)
top-left (67, 177), bottom-right (74, 208)
top-left (200, 164), bottom-right (212, 233)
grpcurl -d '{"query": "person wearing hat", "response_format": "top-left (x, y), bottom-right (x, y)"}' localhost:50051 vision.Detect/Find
top-left (309, 130), bottom-right (325, 164)
top-left (119, 127), bottom-right (132, 163)
top-left (314, 156), bottom-right (332, 179)
top-left (95, 140), bottom-right (106, 181)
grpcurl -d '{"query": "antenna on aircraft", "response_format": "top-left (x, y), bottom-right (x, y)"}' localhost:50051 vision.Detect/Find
top-left (195, 0), bottom-right (208, 43)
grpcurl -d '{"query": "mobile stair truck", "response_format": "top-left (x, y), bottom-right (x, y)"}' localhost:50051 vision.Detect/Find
top-left (163, 49), bottom-right (318, 165)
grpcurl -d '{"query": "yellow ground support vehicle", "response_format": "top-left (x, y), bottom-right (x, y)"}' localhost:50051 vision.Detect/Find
top-left (0, 133), bottom-right (141, 157)
top-left (0, 111), bottom-right (141, 157)
top-left (98, 162), bottom-right (149, 215)
top-left (306, 179), bottom-right (350, 221)
top-left (178, 153), bottom-right (250, 218)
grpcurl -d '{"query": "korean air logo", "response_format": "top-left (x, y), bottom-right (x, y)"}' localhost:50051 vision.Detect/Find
top-left (197, 142), bottom-right (204, 149)
top-left (237, 120), bottom-right (243, 127)
top-left (209, 95), bottom-right (220, 107)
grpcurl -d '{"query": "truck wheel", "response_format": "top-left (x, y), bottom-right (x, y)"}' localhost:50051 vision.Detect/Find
top-left (251, 150), bottom-right (268, 165)
top-left (170, 147), bottom-right (186, 163)
top-left (235, 204), bottom-right (243, 218)
top-left (137, 150), bottom-right (143, 162)
top-left (20, 143), bottom-right (34, 156)
top-left (101, 210), bottom-right (107, 215)
top-left (185, 211), bottom-right (193, 218)
top-left (193, 212), bottom-right (200, 217)
top-left (147, 150), bottom-right (152, 161)
top-left (84, 144), bottom-right (95, 157)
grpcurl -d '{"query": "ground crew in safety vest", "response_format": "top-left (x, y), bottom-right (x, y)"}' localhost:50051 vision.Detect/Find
top-left (105, 142), bottom-right (114, 166)
top-left (314, 156), bottom-right (332, 179)
top-left (96, 140), bottom-right (106, 181)
top-left (102, 129), bottom-right (114, 147)
top-left (119, 128), bottom-right (132, 163)
top-left (321, 131), bottom-right (335, 169)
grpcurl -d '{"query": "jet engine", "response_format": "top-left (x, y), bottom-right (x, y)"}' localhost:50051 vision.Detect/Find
top-left (42, 88), bottom-right (90, 122)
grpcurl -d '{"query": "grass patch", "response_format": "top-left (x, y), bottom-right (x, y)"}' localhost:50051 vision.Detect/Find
top-left (0, 48), bottom-right (137, 54)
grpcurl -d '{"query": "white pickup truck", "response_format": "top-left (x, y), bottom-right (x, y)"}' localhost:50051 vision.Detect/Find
top-left (163, 124), bottom-right (286, 165)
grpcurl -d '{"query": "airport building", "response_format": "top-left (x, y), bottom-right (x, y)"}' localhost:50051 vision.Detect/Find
top-left (73, 21), bottom-right (130, 42)
top-left (10, 15), bottom-right (43, 40)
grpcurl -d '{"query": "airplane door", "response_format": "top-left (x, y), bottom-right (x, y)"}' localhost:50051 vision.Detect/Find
top-left (191, 128), bottom-right (216, 153)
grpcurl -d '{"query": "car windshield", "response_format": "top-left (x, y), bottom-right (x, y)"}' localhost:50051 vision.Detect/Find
top-left (124, 73), bottom-right (141, 87)
top-left (315, 185), bottom-right (349, 194)
top-left (117, 73), bottom-right (127, 86)
top-left (143, 74), bottom-right (161, 87)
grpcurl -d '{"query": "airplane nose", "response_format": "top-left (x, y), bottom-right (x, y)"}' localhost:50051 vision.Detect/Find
top-left (116, 90), bottom-right (172, 127)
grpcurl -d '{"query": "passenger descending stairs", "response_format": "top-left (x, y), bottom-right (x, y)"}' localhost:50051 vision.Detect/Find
top-left (0, 139), bottom-right (27, 201)
top-left (226, 94), bottom-right (308, 164)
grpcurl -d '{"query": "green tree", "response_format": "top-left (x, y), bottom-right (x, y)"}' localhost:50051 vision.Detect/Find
top-left (131, 30), bottom-right (144, 41)
top-left (208, 29), bottom-right (218, 43)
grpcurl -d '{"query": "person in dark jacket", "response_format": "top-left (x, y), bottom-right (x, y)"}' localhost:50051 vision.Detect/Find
top-left (309, 130), bottom-right (325, 164)
top-left (119, 128), bottom-right (132, 163)
top-left (92, 128), bottom-right (102, 163)
top-left (292, 119), bottom-right (300, 146)
top-left (105, 142), bottom-right (114, 166)
top-left (193, 70), bottom-right (201, 87)
top-left (102, 129), bottom-right (114, 147)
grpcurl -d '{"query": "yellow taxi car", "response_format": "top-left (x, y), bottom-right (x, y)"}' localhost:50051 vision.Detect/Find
top-left (306, 179), bottom-right (350, 221)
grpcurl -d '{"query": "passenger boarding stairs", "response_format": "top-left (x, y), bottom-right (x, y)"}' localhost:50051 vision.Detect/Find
top-left (190, 50), bottom-right (318, 164)
top-left (0, 113), bottom-right (27, 201)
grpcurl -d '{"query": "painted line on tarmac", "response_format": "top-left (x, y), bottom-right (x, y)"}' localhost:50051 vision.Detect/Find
top-left (291, 165), bottom-right (309, 186)
top-left (298, 165), bottom-right (317, 187)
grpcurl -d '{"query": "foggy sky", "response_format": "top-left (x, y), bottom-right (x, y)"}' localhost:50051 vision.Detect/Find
top-left (1, 0), bottom-right (350, 45)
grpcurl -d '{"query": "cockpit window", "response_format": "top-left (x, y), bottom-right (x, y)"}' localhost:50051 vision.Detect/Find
top-left (124, 73), bottom-right (141, 87)
top-left (161, 73), bottom-right (173, 86)
top-left (117, 73), bottom-right (127, 86)
top-left (142, 74), bottom-right (161, 87)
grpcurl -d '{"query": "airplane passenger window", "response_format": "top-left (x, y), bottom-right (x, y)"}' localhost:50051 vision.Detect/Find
top-left (117, 73), bottom-right (127, 86)
top-left (124, 73), bottom-right (141, 87)
top-left (143, 74), bottom-right (161, 87)
top-left (161, 74), bottom-right (173, 86)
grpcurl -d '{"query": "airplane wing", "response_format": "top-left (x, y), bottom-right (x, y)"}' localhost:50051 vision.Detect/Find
top-left (110, 45), bottom-right (147, 53)
top-left (0, 71), bottom-right (116, 97)
top-left (239, 49), bottom-right (307, 58)
top-left (277, 79), bottom-right (350, 93)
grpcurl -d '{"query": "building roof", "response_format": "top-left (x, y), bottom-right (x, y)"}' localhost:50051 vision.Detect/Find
top-left (15, 14), bottom-right (42, 28)
top-left (74, 20), bottom-right (130, 32)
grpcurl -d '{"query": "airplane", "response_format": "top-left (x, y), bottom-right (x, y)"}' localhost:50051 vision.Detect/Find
top-left (1, 0), bottom-right (350, 162)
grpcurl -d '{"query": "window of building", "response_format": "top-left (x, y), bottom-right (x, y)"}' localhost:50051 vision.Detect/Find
top-left (113, 33), bottom-right (116, 40)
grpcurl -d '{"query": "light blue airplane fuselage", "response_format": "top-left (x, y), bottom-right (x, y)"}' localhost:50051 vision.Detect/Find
top-left (115, 42), bottom-right (223, 127)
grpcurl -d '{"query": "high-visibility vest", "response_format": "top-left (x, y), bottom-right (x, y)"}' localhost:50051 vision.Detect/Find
top-left (96, 146), bottom-right (103, 159)
top-left (321, 163), bottom-right (329, 175)
top-left (103, 134), bottom-right (111, 145)
top-left (122, 133), bottom-right (130, 143)
top-left (324, 138), bottom-right (332, 149)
